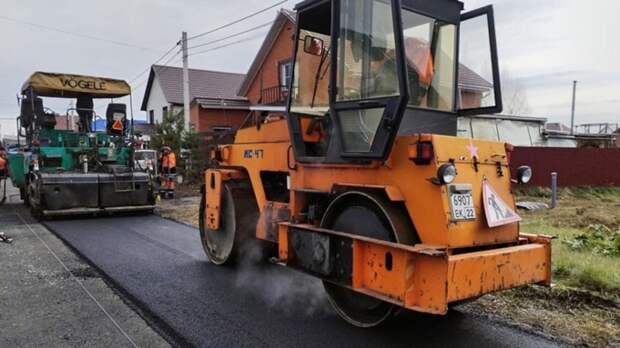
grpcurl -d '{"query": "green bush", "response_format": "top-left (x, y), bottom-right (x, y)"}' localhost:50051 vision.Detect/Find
top-left (562, 224), bottom-right (620, 257)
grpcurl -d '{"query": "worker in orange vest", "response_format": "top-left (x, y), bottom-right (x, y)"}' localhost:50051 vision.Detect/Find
top-left (160, 146), bottom-right (176, 199)
top-left (0, 144), bottom-right (7, 178)
top-left (404, 37), bottom-right (435, 107)
top-left (0, 144), bottom-right (7, 206)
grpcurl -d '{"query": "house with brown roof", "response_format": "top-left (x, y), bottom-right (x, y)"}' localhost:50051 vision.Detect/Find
top-left (457, 65), bottom-right (494, 109)
top-left (238, 9), bottom-right (492, 113)
top-left (139, 9), bottom-right (496, 136)
top-left (140, 65), bottom-right (249, 133)
top-left (237, 9), bottom-right (296, 112)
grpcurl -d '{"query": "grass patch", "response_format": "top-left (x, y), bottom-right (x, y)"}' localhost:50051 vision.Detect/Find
top-left (519, 188), bottom-right (620, 298)
top-left (516, 186), bottom-right (620, 201)
top-left (553, 243), bottom-right (620, 295)
top-left (522, 223), bottom-right (620, 296)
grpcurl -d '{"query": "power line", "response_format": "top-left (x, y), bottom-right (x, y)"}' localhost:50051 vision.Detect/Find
top-left (0, 14), bottom-right (162, 53)
top-left (188, 21), bottom-right (273, 50)
top-left (133, 28), bottom-right (265, 90)
top-left (128, 43), bottom-right (180, 83)
top-left (187, 0), bottom-right (288, 41)
top-left (131, 29), bottom-right (258, 99)
top-left (188, 32), bottom-right (268, 57)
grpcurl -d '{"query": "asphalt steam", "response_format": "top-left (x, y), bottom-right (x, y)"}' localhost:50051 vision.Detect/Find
top-left (234, 240), bottom-right (331, 317)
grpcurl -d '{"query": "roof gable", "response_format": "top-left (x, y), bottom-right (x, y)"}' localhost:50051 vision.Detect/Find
top-left (235, 7), bottom-right (491, 100)
top-left (237, 9), bottom-right (295, 97)
top-left (141, 65), bottom-right (246, 111)
top-left (458, 64), bottom-right (493, 92)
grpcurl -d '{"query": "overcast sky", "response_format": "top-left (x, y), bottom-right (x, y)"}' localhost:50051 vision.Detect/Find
top-left (1, 0), bottom-right (618, 135)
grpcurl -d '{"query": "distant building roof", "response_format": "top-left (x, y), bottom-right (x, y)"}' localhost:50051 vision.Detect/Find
top-left (464, 114), bottom-right (547, 123)
top-left (141, 65), bottom-right (247, 111)
top-left (458, 64), bottom-right (493, 91)
top-left (545, 122), bottom-right (572, 135)
top-left (133, 123), bottom-right (155, 136)
top-left (574, 123), bottom-right (619, 135)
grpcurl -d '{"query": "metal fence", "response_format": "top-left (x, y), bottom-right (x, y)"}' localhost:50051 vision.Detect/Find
top-left (510, 147), bottom-right (620, 187)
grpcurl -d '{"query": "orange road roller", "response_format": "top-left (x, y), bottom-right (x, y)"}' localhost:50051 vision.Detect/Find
top-left (200, 0), bottom-right (552, 327)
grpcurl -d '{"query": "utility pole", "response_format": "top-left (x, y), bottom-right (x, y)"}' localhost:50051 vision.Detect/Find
top-left (570, 80), bottom-right (577, 135)
top-left (181, 31), bottom-right (191, 131)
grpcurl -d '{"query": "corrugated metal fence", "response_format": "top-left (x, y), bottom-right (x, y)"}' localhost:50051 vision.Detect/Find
top-left (510, 147), bottom-right (620, 187)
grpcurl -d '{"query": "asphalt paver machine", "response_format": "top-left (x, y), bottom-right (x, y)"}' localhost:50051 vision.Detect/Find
top-left (200, 0), bottom-right (552, 327)
top-left (9, 72), bottom-right (155, 219)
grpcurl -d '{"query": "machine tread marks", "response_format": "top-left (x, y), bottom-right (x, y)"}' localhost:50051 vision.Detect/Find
top-left (199, 180), bottom-right (260, 265)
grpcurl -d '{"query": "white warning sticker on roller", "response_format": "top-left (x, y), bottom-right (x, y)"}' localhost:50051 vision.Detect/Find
top-left (482, 180), bottom-right (522, 228)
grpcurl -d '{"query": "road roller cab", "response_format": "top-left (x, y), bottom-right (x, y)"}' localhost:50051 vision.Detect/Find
top-left (201, 0), bottom-right (552, 327)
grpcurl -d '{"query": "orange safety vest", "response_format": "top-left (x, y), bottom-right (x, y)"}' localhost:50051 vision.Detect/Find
top-left (404, 37), bottom-right (434, 87)
top-left (162, 152), bottom-right (176, 169)
top-left (0, 156), bottom-right (6, 171)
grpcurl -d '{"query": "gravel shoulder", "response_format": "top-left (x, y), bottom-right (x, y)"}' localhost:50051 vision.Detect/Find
top-left (0, 187), bottom-right (170, 348)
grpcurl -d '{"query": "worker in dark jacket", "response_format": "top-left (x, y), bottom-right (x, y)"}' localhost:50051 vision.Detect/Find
top-left (160, 146), bottom-right (177, 199)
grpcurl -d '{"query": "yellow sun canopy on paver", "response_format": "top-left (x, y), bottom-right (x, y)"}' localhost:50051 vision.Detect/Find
top-left (21, 71), bottom-right (131, 98)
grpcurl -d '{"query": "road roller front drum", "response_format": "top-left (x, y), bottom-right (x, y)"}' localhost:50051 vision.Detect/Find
top-left (199, 181), bottom-right (259, 265)
top-left (319, 190), bottom-right (417, 327)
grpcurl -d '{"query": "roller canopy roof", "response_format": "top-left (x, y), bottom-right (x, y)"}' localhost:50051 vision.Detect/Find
top-left (21, 72), bottom-right (131, 98)
top-left (295, 0), bottom-right (464, 23)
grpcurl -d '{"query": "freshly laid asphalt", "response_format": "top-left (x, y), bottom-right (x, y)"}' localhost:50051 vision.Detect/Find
top-left (45, 215), bottom-right (565, 348)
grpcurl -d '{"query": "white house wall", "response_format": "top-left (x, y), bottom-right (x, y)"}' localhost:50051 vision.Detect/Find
top-left (145, 76), bottom-right (169, 124)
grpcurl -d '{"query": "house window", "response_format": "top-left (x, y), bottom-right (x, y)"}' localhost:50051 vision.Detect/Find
top-left (162, 106), bottom-right (168, 117)
top-left (279, 61), bottom-right (292, 91)
top-left (149, 110), bottom-right (154, 124)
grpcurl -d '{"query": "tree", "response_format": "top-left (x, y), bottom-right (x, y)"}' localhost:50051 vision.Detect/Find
top-left (150, 110), bottom-right (184, 155)
top-left (150, 110), bottom-right (205, 183)
top-left (181, 127), bottom-right (205, 183)
top-left (501, 68), bottom-right (532, 116)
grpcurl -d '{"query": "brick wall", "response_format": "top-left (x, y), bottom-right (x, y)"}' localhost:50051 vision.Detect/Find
top-left (190, 104), bottom-right (248, 133)
top-left (245, 21), bottom-right (295, 104)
